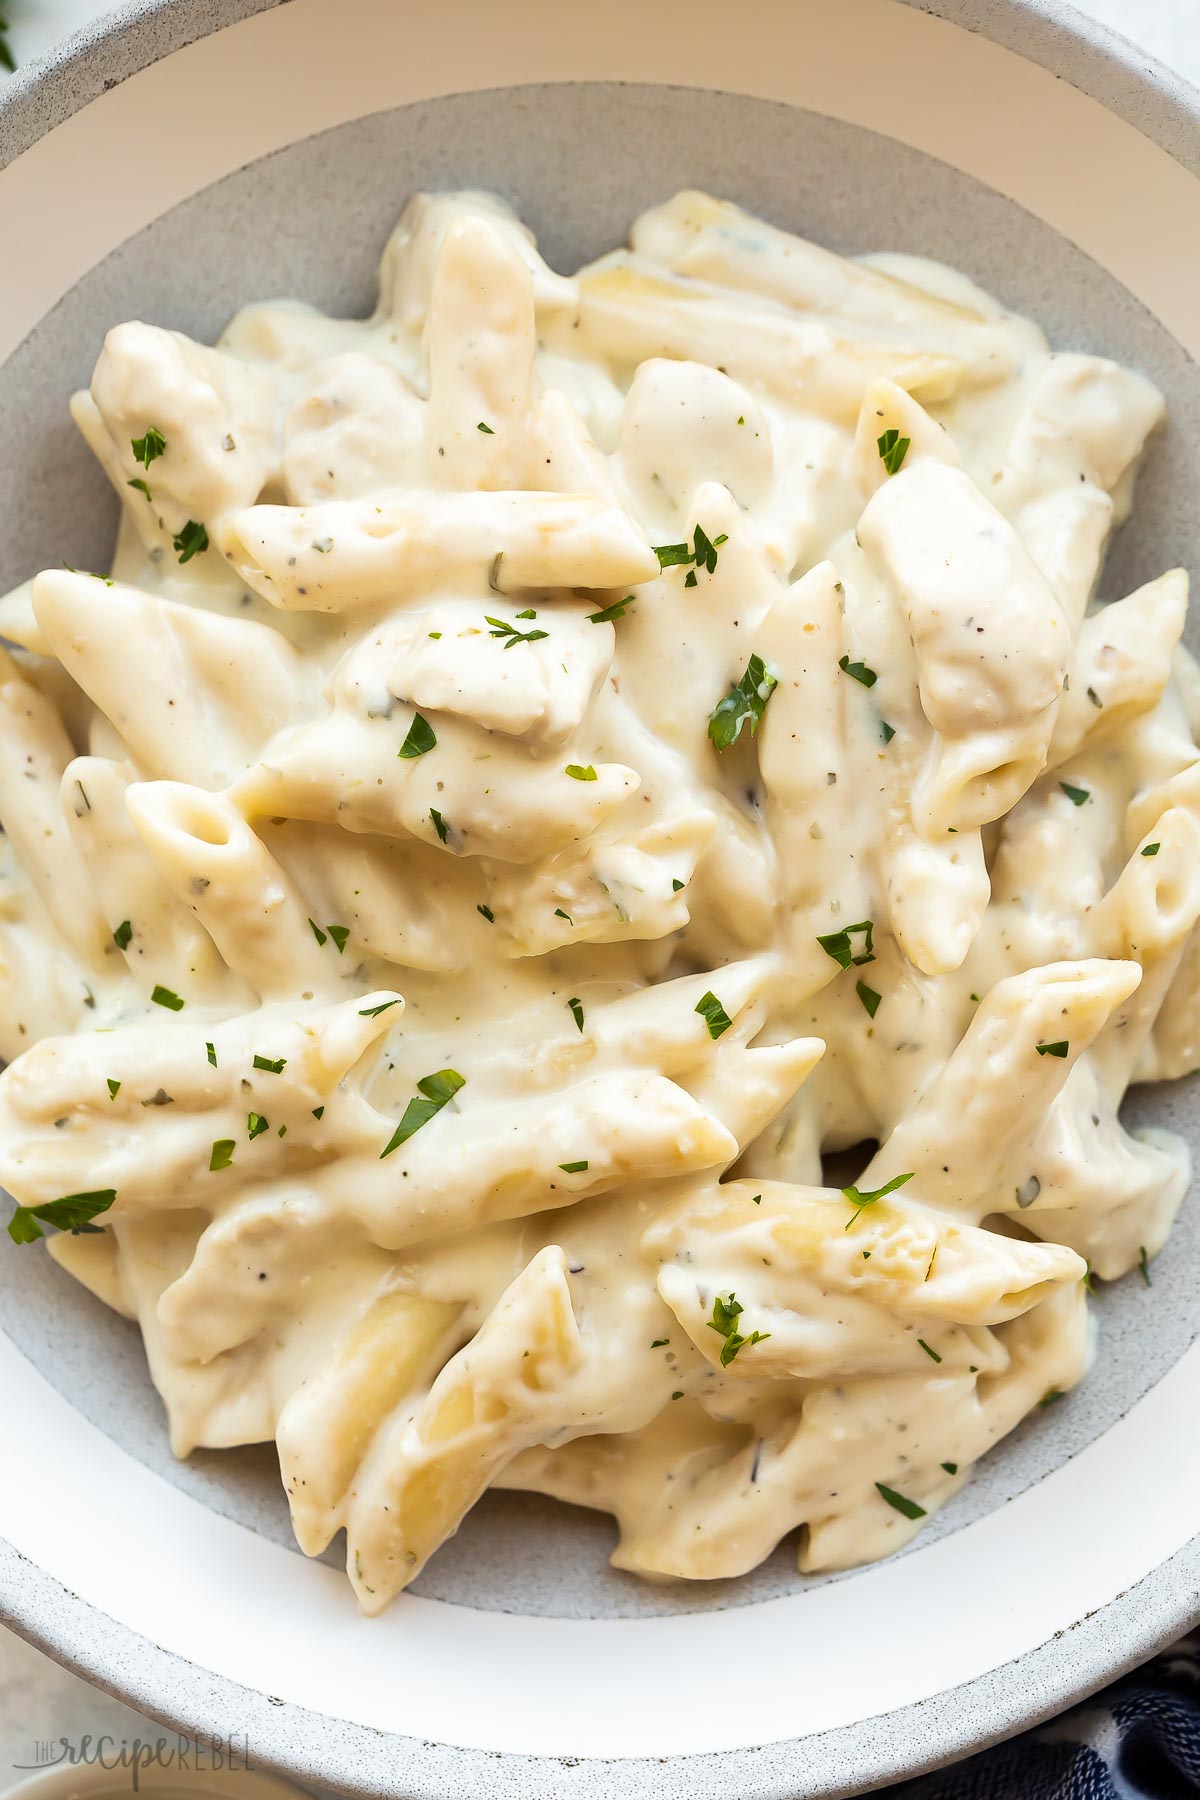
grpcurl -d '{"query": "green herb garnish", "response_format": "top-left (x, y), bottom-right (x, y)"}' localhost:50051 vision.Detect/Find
top-left (252, 1054), bottom-right (286, 1073)
top-left (707, 1292), bottom-right (770, 1367)
top-left (173, 520), bottom-right (209, 563)
top-left (567, 997), bottom-right (584, 1032)
top-left (1142, 843), bottom-right (1161, 857)
top-left (1060, 782), bottom-right (1090, 806)
top-left (856, 981), bottom-right (882, 1019)
top-left (842, 1170), bottom-right (914, 1229)
top-left (1036, 1040), bottom-right (1069, 1058)
top-left (398, 713), bottom-right (437, 758)
top-left (877, 429), bottom-right (910, 476)
top-left (559, 1160), bottom-right (589, 1174)
top-left (380, 1069), bottom-right (465, 1158)
top-left (430, 808), bottom-right (449, 843)
top-left (247, 1112), bottom-right (269, 1140)
top-left (131, 427), bottom-right (166, 469)
top-left (875, 1481), bottom-right (925, 1519)
top-left (817, 920), bottom-right (875, 969)
top-left (917, 1339), bottom-right (942, 1363)
top-left (477, 904), bottom-right (495, 923)
top-left (308, 918), bottom-right (328, 946)
top-left (209, 1139), bottom-right (235, 1172)
top-left (565, 764), bottom-right (597, 781)
top-left (477, 421), bottom-right (495, 434)
top-left (695, 991), bottom-right (733, 1039)
top-left (112, 919), bottom-right (133, 951)
top-left (587, 598), bottom-right (632, 624)
top-left (151, 984), bottom-right (184, 1011)
top-left (7, 1189), bottom-right (117, 1245)
top-left (838, 655), bottom-right (877, 688)
top-left (106, 1078), bottom-right (121, 1100)
top-left (707, 652), bottom-right (777, 751)
top-left (327, 924), bottom-right (350, 954)
top-left (359, 999), bottom-right (401, 1018)
top-left (486, 615), bottom-right (550, 650)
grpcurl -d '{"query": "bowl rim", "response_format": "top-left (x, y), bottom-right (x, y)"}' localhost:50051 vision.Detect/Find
top-left (2, 1), bottom-right (1200, 1795)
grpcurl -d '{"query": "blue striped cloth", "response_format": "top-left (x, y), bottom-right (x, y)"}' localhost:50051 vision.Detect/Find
top-left (888, 1636), bottom-right (1200, 1798)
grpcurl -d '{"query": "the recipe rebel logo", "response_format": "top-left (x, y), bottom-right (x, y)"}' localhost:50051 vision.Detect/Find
top-left (13, 1732), bottom-right (254, 1788)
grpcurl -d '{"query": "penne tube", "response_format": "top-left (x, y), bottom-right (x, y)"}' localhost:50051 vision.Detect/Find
top-left (218, 490), bottom-right (659, 612)
top-left (1047, 570), bottom-right (1187, 771)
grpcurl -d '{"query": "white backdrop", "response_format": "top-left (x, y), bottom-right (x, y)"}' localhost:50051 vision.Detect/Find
top-left (0, 0), bottom-right (1197, 1789)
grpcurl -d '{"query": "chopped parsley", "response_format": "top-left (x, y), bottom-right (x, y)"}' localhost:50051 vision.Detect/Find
top-left (151, 984), bottom-right (185, 1011)
top-left (566, 764), bottom-right (597, 782)
top-left (875, 1481), bottom-right (925, 1519)
top-left (695, 991), bottom-right (733, 1039)
top-left (567, 996), bottom-right (585, 1032)
top-left (380, 1069), bottom-right (465, 1158)
top-left (7, 1189), bottom-right (117, 1245)
top-left (311, 1105), bottom-right (325, 1120)
top-left (707, 1292), bottom-right (771, 1367)
top-left (1139, 1245), bottom-right (1152, 1286)
top-left (209, 1139), bottom-right (235, 1172)
top-left (651, 1338), bottom-right (669, 1349)
top-left (308, 918), bottom-right (328, 946)
top-left (247, 1112), bottom-right (269, 1140)
top-left (554, 907), bottom-right (573, 924)
top-left (327, 924), bottom-right (350, 954)
top-left (707, 652), bottom-right (777, 751)
top-left (359, 998), bottom-right (401, 1018)
top-left (206, 1042), bottom-right (218, 1067)
top-left (559, 1160), bottom-right (589, 1174)
top-left (398, 713), bottom-right (437, 758)
top-left (877, 429), bottom-right (910, 476)
top-left (1060, 782), bottom-right (1090, 806)
top-left (587, 597), bottom-right (632, 624)
top-left (430, 808), bottom-right (449, 844)
top-left (1142, 843), bottom-right (1161, 857)
top-left (112, 919), bottom-right (133, 951)
top-left (842, 1170), bottom-right (914, 1229)
top-left (1036, 1040), bottom-right (1069, 1058)
top-left (654, 525), bottom-right (728, 577)
top-left (817, 919), bottom-right (875, 969)
top-left (1039, 1388), bottom-right (1063, 1409)
top-left (131, 427), bottom-right (166, 469)
top-left (106, 1078), bottom-right (121, 1100)
top-left (672, 878), bottom-right (685, 892)
top-left (477, 904), bottom-right (495, 923)
top-left (252, 1054), bottom-right (286, 1073)
top-left (917, 1339), bottom-right (942, 1363)
top-left (880, 720), bottom-right (896, 744)
top-left (477, 421), bottom-right (495, 434)
top-left (855, 980), bottom-right (882, 1019)
top-left (173, 520), bottom-right (209, 563)
top-left (838, 655), bottom-right (877, 688)
top-left (127, 477), bottom-right (153, 502)
top-left (486, 614), bottom-right (550, 649)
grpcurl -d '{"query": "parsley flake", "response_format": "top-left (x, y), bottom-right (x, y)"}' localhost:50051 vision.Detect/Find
top-left (707, 1291), bottom-right (771, 1366)
top-left (1142, 843), bottom-right (1161, 857)
top-left (477, 904), bottom-right (495, 923)
top-left (106, 1078), bottom-right (121, 1100)
top-left (7, 1189), bottom-right (117, 1245)
top-left (112, 919), bottom-right (133, 951)
top-left (838, 654), bottom-right (877, 688)
top-left (486, 615), bottom-right (550, 650)
top-left (327, 924), bottom-right (350, 954)
top-left (151, 984), bottom-right (185, 1011)
top-left (1139, 1245), bottom-right (1152, 1286)
top-left (308, 918), bottom-right (328, 946)
top-left (131, 427), bottom-right (166, 469)
top-left (173, 520), bottom-right (209, 563)
top-left (380, 1069), bottom-right (465, 1158)
top-left (877, 429), bottom-right (911, 476)
top-left (941, 1462), bottom-right (958, 1475)
top-left (247, 1112), bottom-right (269, 1140)
top-left (695, 991), bottom-right (733, 1039)
top-left (917, 1338), bottom-right (942, 1363)
top-left (559, 1160), bottom-right (589, 1174)
top-left (587, 598), bottom-right (632, 624)
top-left (842, 1170), bottom-right (914, 1229)
top-left (1060, 782), bottom-right (1090, 806)
top-left (565, 764), bottom-right (597, 781)
top-left (359, 998), bottom-right (402, 1018)
top-left (817, 920), bottom-right (875, 969)
top-left (206, 1042), bottom-right (218, 1067)
top-left (209, 1139), bottom-right (235, 1172)
top-left (430, 808), bottom-right (449, 843)
top-left (875, 1481), bottom-right (925, 1519)
top-left (856, 980), bottom-right (882, 1019)
top-left (567, 996), bottom-right (585, 1032)
top-left (398, 713), bottom-right (437, 758)
top-left (127, 477), bottom-right (153, 502)
top-left (1036, 1040), bottom-right (1069, 1058)
top-left (708, 652), bottom-right (777, 751)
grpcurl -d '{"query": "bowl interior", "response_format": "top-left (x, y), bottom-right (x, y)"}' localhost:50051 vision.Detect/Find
top-left (2, 28), bottom-right (1200, 1796)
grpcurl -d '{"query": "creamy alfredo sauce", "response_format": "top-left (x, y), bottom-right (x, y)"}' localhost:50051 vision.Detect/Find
top-left (0, 189), bottom-right (1195, 1611)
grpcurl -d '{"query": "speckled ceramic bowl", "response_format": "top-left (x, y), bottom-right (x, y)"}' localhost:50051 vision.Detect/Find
top-left (2, 2), bottom-right (1200, 1795)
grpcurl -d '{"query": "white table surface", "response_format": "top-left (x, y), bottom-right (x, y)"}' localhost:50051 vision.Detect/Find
top-left (1, 0), bottom-right (1198, 1790)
